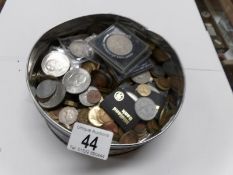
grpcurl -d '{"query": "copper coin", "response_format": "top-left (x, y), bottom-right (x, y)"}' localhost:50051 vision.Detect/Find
top-left (136, 84), bottom-right (151, 96)
top-left (146, 119), bottom-right (160, 133)
top-left (154, 77), bottom-right (171, 91)
top-left (134, 123), bottom-right (147, 134)
top-left (97, 108), bottom-right (113, 123)
top-left (77, 108), bottom-right (90, 125)
top-left (91, 70), bottom-right (112, 88)
top-left (86, 89), bottom-right (102, 104)
top-left (82, 61), bottom-right (98, 73)
top-left (119, 131), bottom-right (138, 144)
top-left (152, 48), bottom-right (170, 63)
top-left (48, 109), bottom-right (60, 121)
top-left (102, 121), bottom-right (118, 134)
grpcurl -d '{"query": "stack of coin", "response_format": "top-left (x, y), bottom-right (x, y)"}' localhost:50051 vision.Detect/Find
top-left (133, 123), bottom-right (148, 138)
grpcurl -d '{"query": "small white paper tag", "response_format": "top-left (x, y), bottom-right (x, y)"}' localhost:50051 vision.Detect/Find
top-left (67, 122), bottom-right (113, 160)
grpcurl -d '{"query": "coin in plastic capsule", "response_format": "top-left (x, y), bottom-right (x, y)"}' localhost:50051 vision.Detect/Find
top-left (36, 79), bottom-right (57, 101)
top-left (41, 51), bottom-right (70, 77)
top-left (62, 68), bottom-right (91, 94)
top-left (69, 39), bottom-right (94, 58)
top-left (134, 97), bottom-right (158, 121)
top-left (39, 81), bottom-right (66, 109)
top-left (58, 107), bottom-right (78, 125)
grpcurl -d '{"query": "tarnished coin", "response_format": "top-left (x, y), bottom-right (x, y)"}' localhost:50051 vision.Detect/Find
top-left (88, 106), bottom-right (103, 127)
top-left (81, 61), bottom-right (99, 73)
top-left (135, 97), bottom-right (158, 121)
top-left (154, 77), bottom-right (171, 91)
top-left (146, 119), bottom-right (160, 133)
top-left (48, 109), bottom-right (61, 121)
top-left (150, 64), bottom-right (165, 78)
top-left (119, 131), bottom-right (138, 144)
top-left (58, 107), bottom-right (78, 125)
top-left (39, 81), bottom-right (66, 109)
top-left (136, 84), bottom-right (151, 97)
top-left (131, 71), bottom-right (151, 84)
top-left (69, 39), bottom-right (94, 58)
top-left (41, 51), bottom-right (70, 77)
top-left (62, 68), bottom-right (91, 94)
top-left (91, 70), bottom-right (112, 88)
top-left (102, 121), bottom-right (118, 134)
top-left (64, 100), bottom-right (78, 108)
top-left (86, 89), bottom-right (102, 104)
top-left (134, 123), bottom-right (147, 138)
top-left (106, 34), bottom-right (133, 56)
top-left (36, 79), bottom-right (57, 101)
top-left (79, 86), bottom-right (100, 106)
top-left (77, 108), bottom-right (89, 124)
top-left (152, 48), bottom-right (170, 63)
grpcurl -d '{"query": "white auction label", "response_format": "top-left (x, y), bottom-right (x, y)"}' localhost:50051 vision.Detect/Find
top-left (67, 122), bottom-right (113, 160)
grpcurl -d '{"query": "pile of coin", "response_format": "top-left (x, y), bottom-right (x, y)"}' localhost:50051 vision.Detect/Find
top-left (32, 23), bottom-right (182, 144)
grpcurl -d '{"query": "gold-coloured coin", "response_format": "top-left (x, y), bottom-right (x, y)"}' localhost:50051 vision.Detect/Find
top-left (64, 100), bottom-right (78, 108)
top-left (136, 84), bottom-right (151, 96)
top-left (88, 106), bottom-right (103, 127)
top-left (81, 61), bottom-right (99, 73)
top-left (154, 77), bottom-right (171, 91)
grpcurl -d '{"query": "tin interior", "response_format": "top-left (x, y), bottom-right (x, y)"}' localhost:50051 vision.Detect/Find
top-left (26, 14), bottom-right (185, 150)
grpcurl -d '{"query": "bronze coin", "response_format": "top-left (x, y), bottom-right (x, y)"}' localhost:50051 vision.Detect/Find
top-left (77, 108), bottom-right (90, 125)
top-left (154, 77), bottom-right (171, 91)
top-left (152, 48), bottom-right (170, 63)
top-left (146, 119), bottom-right (160, 133)
top-left (119, 131), bottom-right (138, 144)
top-left (86, 89), bottom-right (102, 104)
top-left (81, 61), bottom-right (99, 73)
top-left (102, 121), bottom-right (118, 134)
top-left (134, 123), bottom-right (147, 134)
top-left (48, 109), bottom-right (60, 121)
top-left (97, 108), bottom-right (113, 123)
top-left (91, 70), bottom-right (112, 88)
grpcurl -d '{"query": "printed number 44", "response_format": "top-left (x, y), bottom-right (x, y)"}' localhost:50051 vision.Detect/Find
top-left (81, 134), bottom-right (98, 151)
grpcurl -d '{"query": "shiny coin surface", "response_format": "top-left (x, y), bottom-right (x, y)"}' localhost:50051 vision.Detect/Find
top-left (132, 71), bottom-right (151, 84)
top-left (69, 39), bottom-right (94, 58)
top-left (136, 84), bottom-right (151, 97)
top-left (86, 89), bottom-right (102, 104)
top-left (106, 34), bottom-right (133, 56)
top-left (58, 107), bottom-right (78, 125)
top-left (79, 86), bottom-right (99, 106)
top-left (98, 108), bottom-right (113, 123)
top-left (119, 131), bottom-right (138, 144)
top-left (146, 119), bottom-right (160, 133)
top-left (102, 121), bottom-right (118, 134)
top-left (41, 51), bottom-right (70, 77)
top-left (154, 77), bottom-right (171, 91)
top-left (39, 81), bottom-right (66, 109)
top-left (81, 61), bottom-right (98, 73)
top-left (88, 106), bottom-right (103, 127)
top-left (62, 68), bottom-right (91, 94)
top-left (77, 108), bottom-right (89, 124)
top-left (135, 97), bottom-right (158, 121)
top-left (36, 79), bottom-right (57, 101)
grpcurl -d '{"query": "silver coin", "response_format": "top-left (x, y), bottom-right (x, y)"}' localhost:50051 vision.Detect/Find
top-left (106, 34), bottom-right (133, 56)
top-left (41, 51), bottom-right (70, 77)
top-left (79, 86), bottom-right (98, 106)
top-left (126, 91), bottom-right (138, 102)
top-left (58, 107), bottom-right (78, 125)
top-left (69, 39), bottom-right (94, 58)
top-left (135, 97), bottom-right (158, 121)
top-left (36, 80), bottom-right (57, 100)
top-left (131, 71), bottom-right (151, 84)
top-left (62, 68), bottom-right (91, 94)
top-left (39, 81), bottom-right (66, 109)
